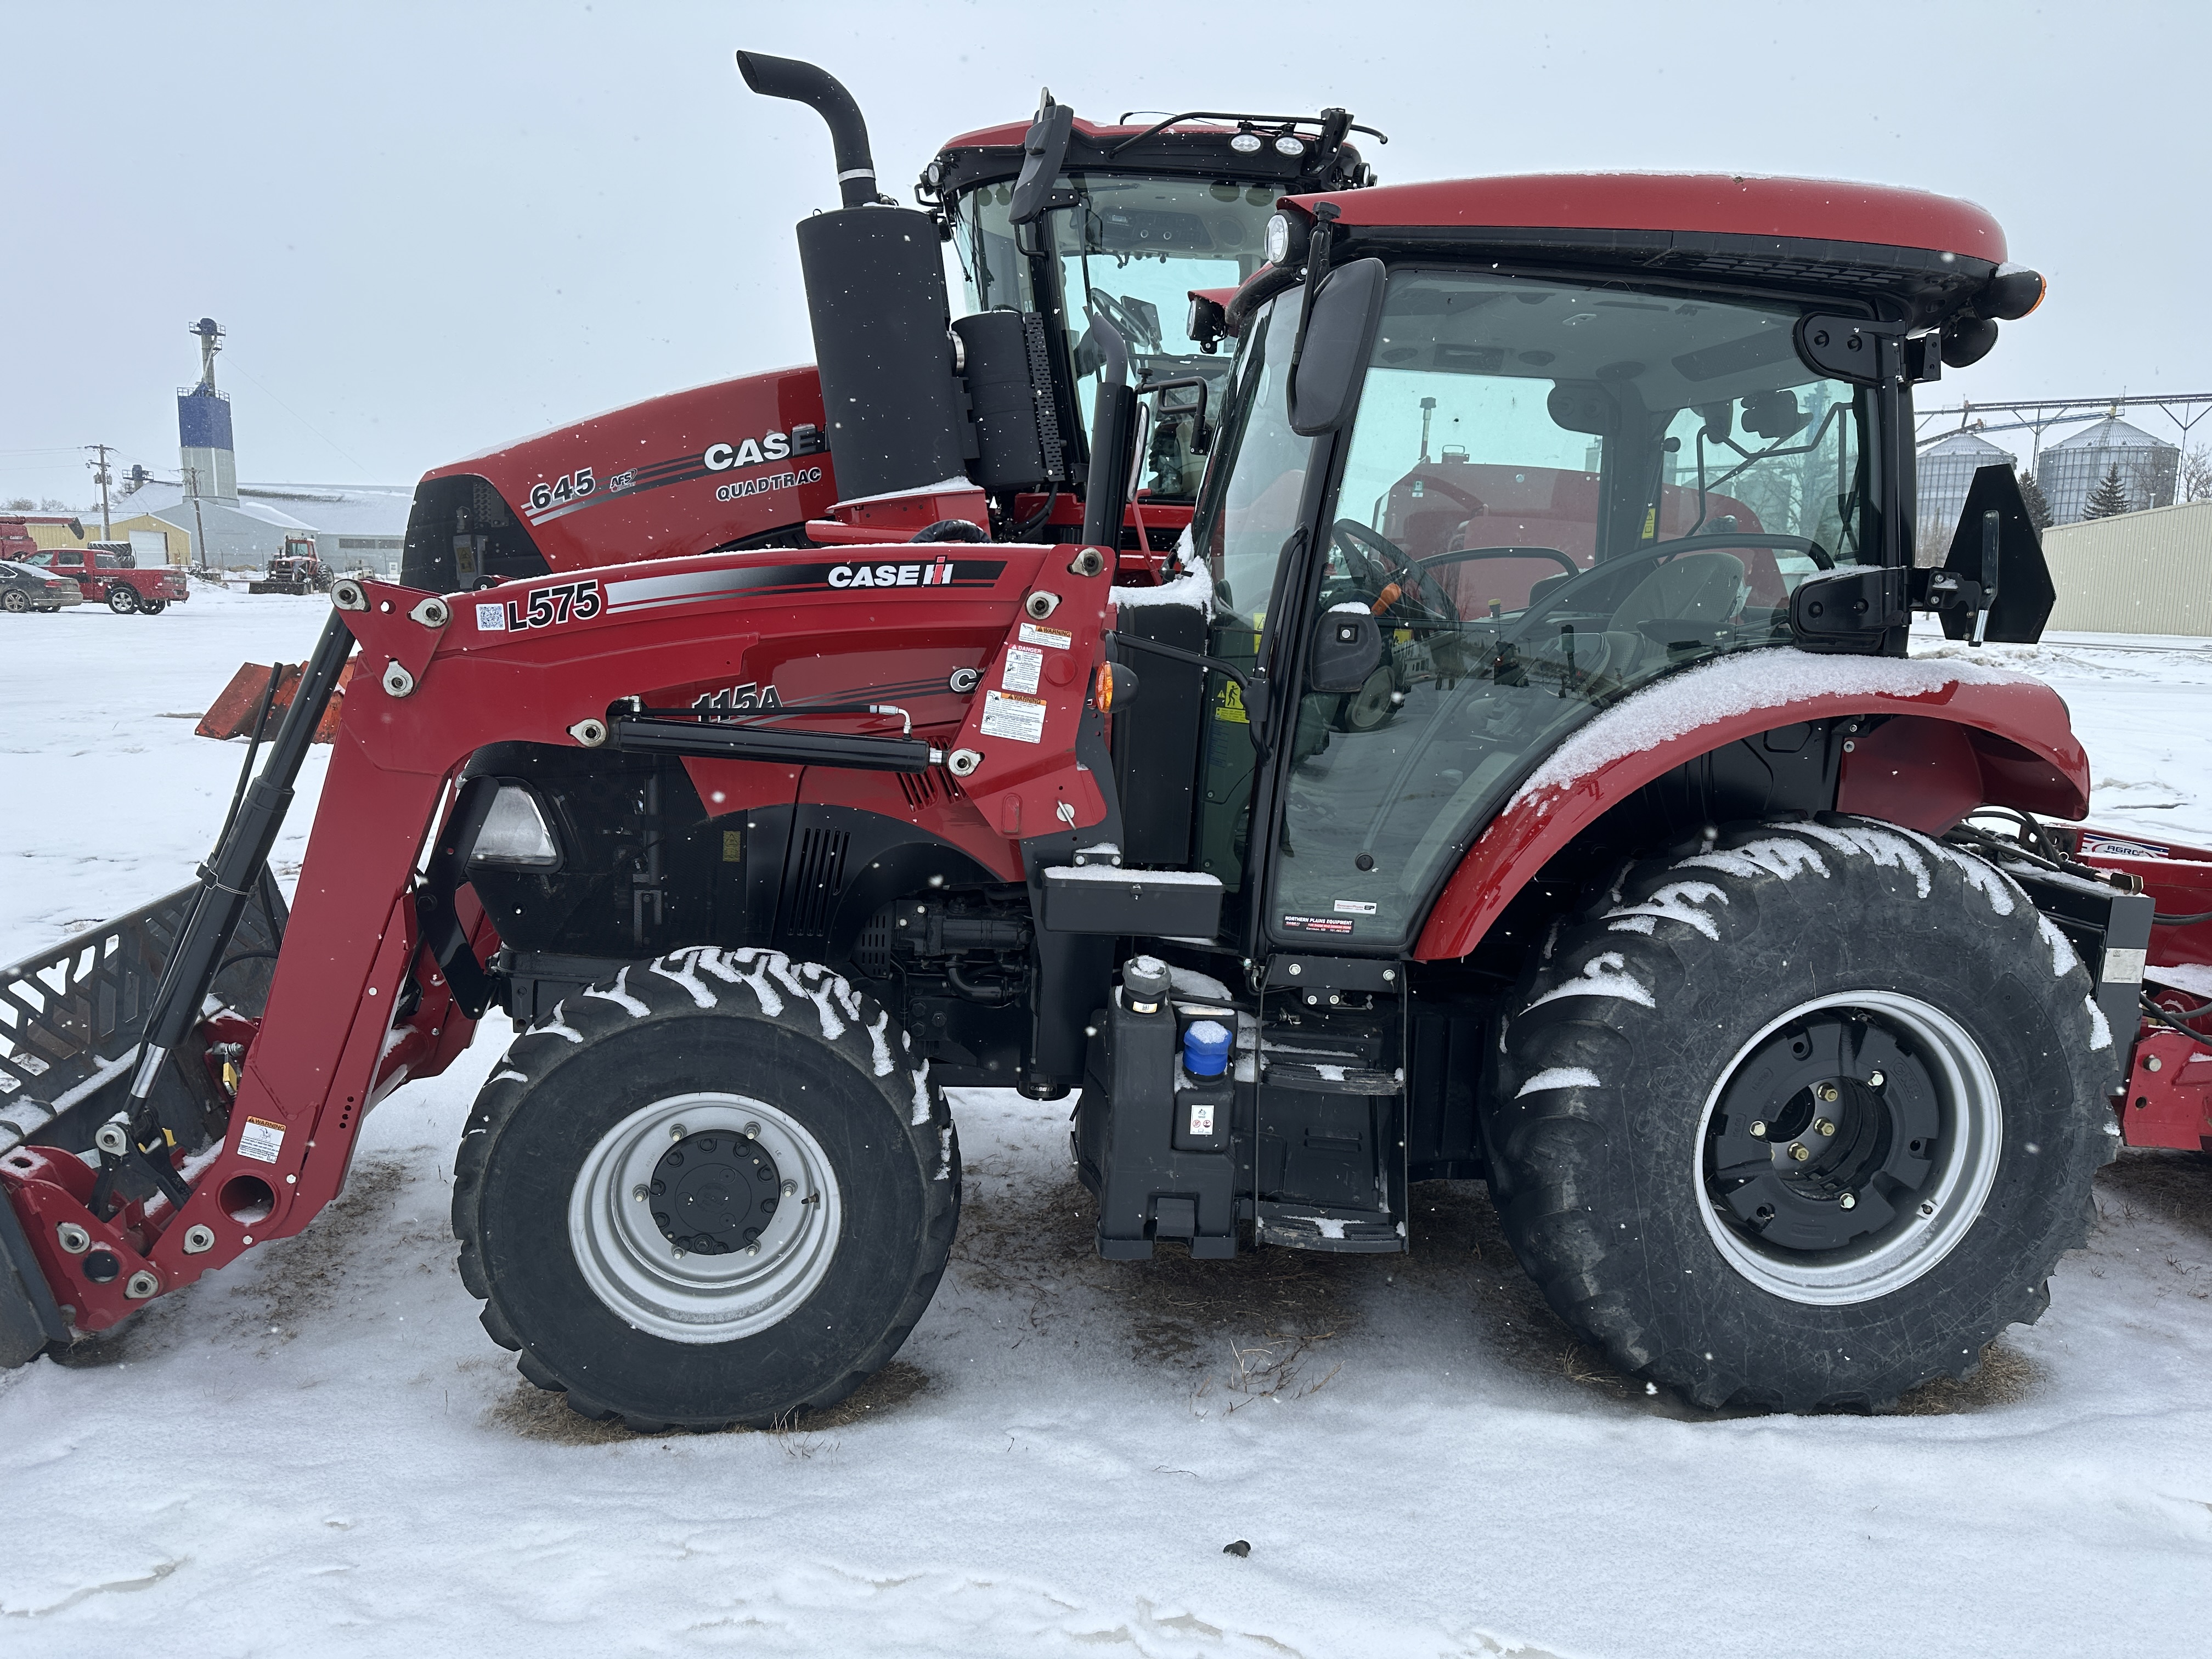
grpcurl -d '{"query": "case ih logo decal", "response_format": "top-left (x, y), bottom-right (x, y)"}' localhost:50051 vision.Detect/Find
top-left (516, 425), bottom-right (828, 527)
top-left (827, 556), bottom-right (961, 589)
top-left (477, 579), bottom-right (603, 631)
top-left (701, 428), bottom-right (825, 472)
top-left (604, 560), bottom-right (1005, 615)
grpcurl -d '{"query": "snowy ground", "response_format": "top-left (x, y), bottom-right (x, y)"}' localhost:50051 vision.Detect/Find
top-left (2, 591), bottom-right (2208, 1657)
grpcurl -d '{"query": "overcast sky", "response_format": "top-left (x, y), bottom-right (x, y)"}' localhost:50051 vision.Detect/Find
top-left (7, 0), bottom-right (2207, 506)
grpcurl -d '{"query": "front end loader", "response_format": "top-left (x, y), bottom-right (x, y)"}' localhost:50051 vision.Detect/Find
top-left (0, 52), bottom-right (2182, 1424)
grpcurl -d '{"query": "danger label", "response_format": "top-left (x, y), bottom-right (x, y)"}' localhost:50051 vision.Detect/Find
top-left (1001, 645), bottom-right (1043, 695)
top-left (236, 1116), bottom-right (286, 1165)
top-left (979, 690), bottom-right (1047, 744)
top-left (1018, 621), bottom-right (1072, 650)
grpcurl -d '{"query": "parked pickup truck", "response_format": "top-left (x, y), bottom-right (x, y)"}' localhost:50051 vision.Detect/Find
top-left (6, 541), bottom-right (190, 614)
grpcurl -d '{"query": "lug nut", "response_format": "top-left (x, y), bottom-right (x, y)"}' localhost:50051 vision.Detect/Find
top-left (632, 1184), bottom-right (649, 1201)
top-left (669, 1124), bottom-right (688, 1141)
top-left (782, 1179), bottom-right (797, 1197)
top-left (1748, 1121), bottom-right (1768, 1138)
top-left (1816, 1082), bottom-right (1839, 1104)
top-left (747, 1244), bottom-right (761, 1257)
top-left (744, 1122), bottom-right (760, 1140)
top-left (1814, 1119), bottom-right (1837, 1138)
top-left (1789, 1143), bottom-right (1810, 1161)
top-left (1867, 1070), bottom-right (1885, 1087)
top-left (1839, 1193), bottom-right (1857, 1210)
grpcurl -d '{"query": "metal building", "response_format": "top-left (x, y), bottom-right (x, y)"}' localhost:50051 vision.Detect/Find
top-left (2037, 416), bottom-right (2179, 524)
top-left (2041, 498), bottom-right (2212, 634)
top-left (1915, 428), bottom-right (2016, 558)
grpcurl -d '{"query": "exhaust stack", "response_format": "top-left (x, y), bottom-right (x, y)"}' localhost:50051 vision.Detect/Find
top-left (737, 51), bottom-right (969, 504)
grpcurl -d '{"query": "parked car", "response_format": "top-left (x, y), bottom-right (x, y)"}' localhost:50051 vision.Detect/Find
top-left (0, 560), bottom-right (85, 613)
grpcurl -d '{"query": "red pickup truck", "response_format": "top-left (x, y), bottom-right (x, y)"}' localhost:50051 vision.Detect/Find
top-left (0, 531), bottom-right (190, 615)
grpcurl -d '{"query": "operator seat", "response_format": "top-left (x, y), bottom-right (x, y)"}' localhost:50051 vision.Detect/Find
top-left (1596, 550), bottom-right (1746, 680)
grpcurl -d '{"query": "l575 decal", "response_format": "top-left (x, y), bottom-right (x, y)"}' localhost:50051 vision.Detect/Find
top-left (475, 579), bottom-right (602, 633)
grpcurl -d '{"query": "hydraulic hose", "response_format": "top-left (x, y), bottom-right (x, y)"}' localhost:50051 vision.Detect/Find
top-left (735, 52), bottom-right (879, 210)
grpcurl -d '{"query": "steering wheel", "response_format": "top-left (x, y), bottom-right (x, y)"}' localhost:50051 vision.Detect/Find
top-left (1328, 520), bottom-right (1454, 621)
top-left (1503, 532), bottom-right (1832, 645)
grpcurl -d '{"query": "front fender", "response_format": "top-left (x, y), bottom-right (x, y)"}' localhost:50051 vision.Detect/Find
top-left (1412, 648), bottom-right (2086, 963)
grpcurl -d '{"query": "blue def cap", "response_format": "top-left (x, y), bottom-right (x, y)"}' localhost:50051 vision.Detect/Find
top-left (1182, 1019), bottom-right (1232, 1077)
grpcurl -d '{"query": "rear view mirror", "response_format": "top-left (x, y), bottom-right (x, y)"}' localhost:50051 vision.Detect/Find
top-left (1308, 607), bottom-right (1385, 692)
top-left (1932, 464), bottom-right (2055, 645)
top-left (1288, 257), bottom-right (1387, 437)
top-left (1008, 93), bottom-right (1076, 226)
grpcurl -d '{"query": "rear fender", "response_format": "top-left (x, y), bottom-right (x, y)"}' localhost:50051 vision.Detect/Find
top-left (1413, 653), bottom-right (2086, 963)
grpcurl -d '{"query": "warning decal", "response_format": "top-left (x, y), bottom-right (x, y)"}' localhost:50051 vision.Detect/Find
top-left (1018, 621), bottom-right (1073, 650)
top-left (1002, 645), bottom-right (1043, 695)
top-left (236, 1116), bottom-right (286, 1165)
top-left (979, 690), bottom-right (1047, 744)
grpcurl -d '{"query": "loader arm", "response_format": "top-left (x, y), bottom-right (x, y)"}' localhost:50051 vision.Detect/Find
top-left (4, 541), bottom-right (1113, 1334)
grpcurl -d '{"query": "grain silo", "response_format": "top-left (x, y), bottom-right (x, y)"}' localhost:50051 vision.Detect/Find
top-left (1915, 428), bottom-right (2016, 558)
top-left (2038, 416), bottom-right (2177, 524)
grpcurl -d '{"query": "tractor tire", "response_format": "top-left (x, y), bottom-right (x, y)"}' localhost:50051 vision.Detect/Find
top-left (1, 590), bottom-right (27, 614)
top-left (105, 586), bottom-right (137, 614)
top-left (137, 597), bottom-right (167, 615)
top-left (1489, 815), bottom-right (2115, 1411)
top-left (453, 947), bottom-right (958, 1431)
top-left (1336, 665), bottom-right (1399, 732)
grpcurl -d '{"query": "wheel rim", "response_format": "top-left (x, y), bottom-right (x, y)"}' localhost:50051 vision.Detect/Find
top-left (2, 591), bottom-right (26, 612)
top-left (567, 1092), bottom-right (843, 1344)
top-left (108, 589), bottom-right (135, 612)
top-left (1342, 667), bottom-right (1396, 731)
top-left (1695, 990), bottom-right (2002, 1306)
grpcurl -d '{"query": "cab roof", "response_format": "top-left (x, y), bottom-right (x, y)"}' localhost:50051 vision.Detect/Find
top-left (1288, 174), bottom-right (2005, 262)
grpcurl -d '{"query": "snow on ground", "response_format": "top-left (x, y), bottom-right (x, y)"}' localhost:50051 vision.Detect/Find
top-left (1, 595), bottom-right (2208, 1657)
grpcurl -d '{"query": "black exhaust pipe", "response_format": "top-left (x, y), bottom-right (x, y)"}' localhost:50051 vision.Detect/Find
top-left (738, 51), bottom-right (969, 504)
top-left (735, 51), bottom-right (880, 211)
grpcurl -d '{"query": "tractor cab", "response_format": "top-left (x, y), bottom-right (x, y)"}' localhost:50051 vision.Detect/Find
top-left (1178, 174), bottom-right (2051, 947)
top-left (924, 101), bottom-right (1377, 528)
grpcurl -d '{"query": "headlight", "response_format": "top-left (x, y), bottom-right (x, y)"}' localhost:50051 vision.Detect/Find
top-left (1265, 212), bottom-right (1292, 266)
top-left (1273, 135), bottom-right (1304, 157)
top-left (469, 783), bottom-right (562, 872)
top-left (1229, 132), bottom-right (1262, 155)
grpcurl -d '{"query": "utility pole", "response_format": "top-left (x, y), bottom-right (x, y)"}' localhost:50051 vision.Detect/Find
top-left (85, 443), bottom-right (114, 539)
top-left (185, 465), bottom-right (210, 573)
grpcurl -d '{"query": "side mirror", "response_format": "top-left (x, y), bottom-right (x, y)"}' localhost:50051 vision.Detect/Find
top-left (1008, 93), bottom-right (1076, 226)
top-left (1288, 257), bottom-right (1387, 437)
top-left (1308, 607), bottom-right (1385, 692)
top-left (1927, 464), bottom-right (2055, 645)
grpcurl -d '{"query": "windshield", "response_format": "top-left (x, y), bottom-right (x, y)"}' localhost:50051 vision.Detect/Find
top-left (951, 173), bottom-right (1281, 498)
top-left (1192, 268), bottom-right (1877, 951)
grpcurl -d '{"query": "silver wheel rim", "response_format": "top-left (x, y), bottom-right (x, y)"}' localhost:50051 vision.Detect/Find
top-left (1694, 990), bottom-right (2002, 1306)
top-left (567, 1092), bottom-right (842, 1344)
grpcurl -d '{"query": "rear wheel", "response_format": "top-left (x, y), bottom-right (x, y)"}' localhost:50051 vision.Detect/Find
top-left (137, 597), bottom-right (166, 614)
top-left (1490, 815), bottom-right (2114, 1410)
top-left (453, 947), bottom-right (958, 1430)
top-left (105, 586), bottom-right (137, 614)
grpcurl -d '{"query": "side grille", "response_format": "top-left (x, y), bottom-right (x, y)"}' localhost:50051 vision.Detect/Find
top-left (781, 828), bottom-right (851, 943)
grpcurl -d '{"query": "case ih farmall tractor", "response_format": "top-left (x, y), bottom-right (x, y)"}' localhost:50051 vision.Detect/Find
top-left (2, 53), bottom-right (2196, 1431)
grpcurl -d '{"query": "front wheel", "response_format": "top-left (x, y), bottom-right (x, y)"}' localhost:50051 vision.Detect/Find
top-left (0, 590), bottom-right (28, 614)
top-left (105, 586), bottom-right (137, 614)
top-left (1491, 815), bottom-right (2114, 1410)
top-left (453, 947), bottom-right (958, 1431)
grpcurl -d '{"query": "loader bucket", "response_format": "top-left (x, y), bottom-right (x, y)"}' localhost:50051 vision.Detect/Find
top-left (0, 870), bottom-right (289, 1164)
top-left (195, 658), bottom-right (353, 743)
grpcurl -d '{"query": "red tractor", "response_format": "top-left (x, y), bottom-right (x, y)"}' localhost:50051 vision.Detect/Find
top-left (0, 54), bottom-right (2189, 1432)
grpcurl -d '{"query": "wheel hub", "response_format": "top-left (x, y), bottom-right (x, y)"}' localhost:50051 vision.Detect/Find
top-left (1696, 991), bottom-right (2002, 1305)
top-left (651, 1129), bottom-right (782, 1255)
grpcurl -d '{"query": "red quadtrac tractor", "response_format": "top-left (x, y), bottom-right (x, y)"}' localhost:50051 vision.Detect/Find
top-left (0, 53), bottom-right (2191, 1430)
